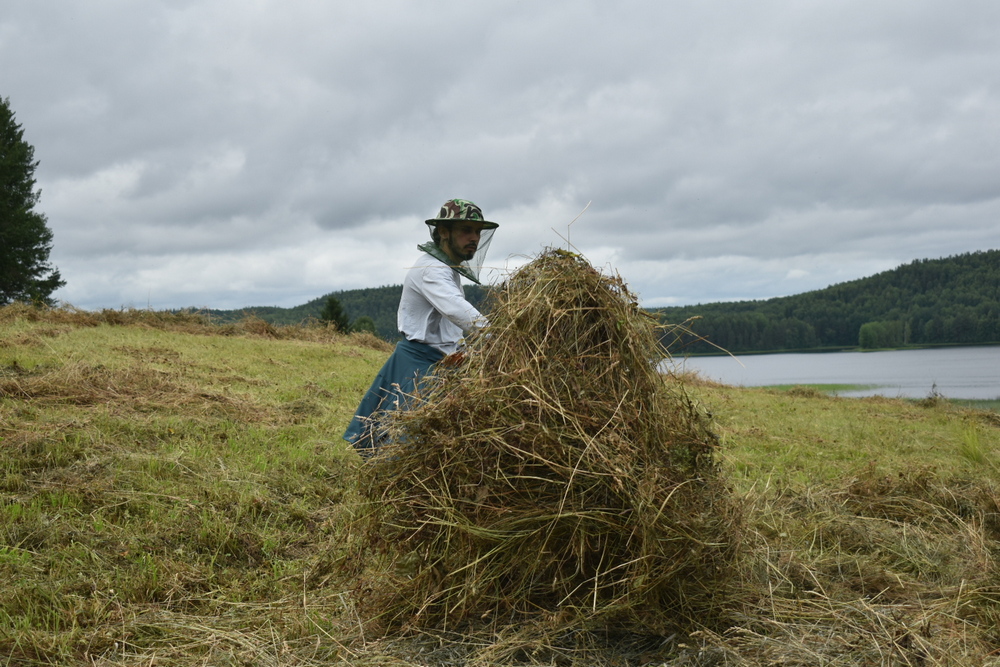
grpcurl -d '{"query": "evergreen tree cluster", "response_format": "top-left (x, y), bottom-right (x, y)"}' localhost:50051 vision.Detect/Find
top-left (655, 250), bottom-right (1000, 353)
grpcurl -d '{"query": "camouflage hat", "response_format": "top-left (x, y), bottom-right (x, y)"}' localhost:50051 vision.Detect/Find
top-left (425, 198), bottom-right (499, 229)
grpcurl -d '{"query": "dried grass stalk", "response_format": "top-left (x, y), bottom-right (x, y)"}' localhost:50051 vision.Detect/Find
top-left (352, 250), bottom-right (745, 635)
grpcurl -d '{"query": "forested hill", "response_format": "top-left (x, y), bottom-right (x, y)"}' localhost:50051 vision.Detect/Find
top-left (196, 250), bottom-right (998, 352)
top-left (653, 249), bottom-right (1000, 354)
top-left (198, 285), bottom-right (490, 340)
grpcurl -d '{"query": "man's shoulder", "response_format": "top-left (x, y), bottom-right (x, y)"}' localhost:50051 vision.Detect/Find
top-left (404, 254), bottom-right (462, 297)
top-left (412, 251), bottom-right (438, 266)
top-left (411, 251), bottom-right (456, 275)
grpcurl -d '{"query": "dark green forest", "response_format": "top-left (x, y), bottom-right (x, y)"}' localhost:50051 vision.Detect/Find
top-left (197, 250), bottom-right (998, 353)
top-left (654, 249), bottom-right (999, 354)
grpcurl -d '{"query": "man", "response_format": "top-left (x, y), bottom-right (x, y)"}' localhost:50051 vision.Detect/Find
top-left (342, 198), bottom-right (499, 456)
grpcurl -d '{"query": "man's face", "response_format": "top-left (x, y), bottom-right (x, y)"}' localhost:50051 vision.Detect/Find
top-left (440, 222), bottom-right (484, 263)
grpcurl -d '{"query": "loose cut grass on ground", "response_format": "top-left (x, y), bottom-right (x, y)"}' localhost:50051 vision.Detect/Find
top-left (1, 302), bottom-right (999, 665)
top-left (1, 306), bottom-right (387, 664)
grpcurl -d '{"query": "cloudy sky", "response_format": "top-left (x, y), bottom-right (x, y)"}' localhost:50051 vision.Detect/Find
top-left (3, 1), bottom-right (998, 311)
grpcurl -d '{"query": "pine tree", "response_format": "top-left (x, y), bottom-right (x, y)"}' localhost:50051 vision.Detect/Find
top-left (0, 96), bottom-right (65, 305)
top-left (319, 296), bottom-right (350, 332)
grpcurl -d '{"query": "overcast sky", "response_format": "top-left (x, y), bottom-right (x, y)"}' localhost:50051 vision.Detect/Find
top-left (3, 1), bottom-right (998, 311)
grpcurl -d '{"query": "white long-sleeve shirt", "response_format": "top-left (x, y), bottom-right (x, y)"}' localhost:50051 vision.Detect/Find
top-left (397, 252), bottom-right (486, 355)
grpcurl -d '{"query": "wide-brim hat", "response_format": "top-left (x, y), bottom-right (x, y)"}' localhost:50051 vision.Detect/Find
top-left (425, 198), bottom-right (499, 229)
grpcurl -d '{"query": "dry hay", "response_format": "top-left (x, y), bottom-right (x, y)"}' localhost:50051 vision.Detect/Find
top-left (701, 468), bottom-right (1000, 666)
top-left (351, 249), bottom-right (745, 638)
top-left (0, 302), bottom-right (207, 330)
top-left (0, 360), bottom-right (263, 423)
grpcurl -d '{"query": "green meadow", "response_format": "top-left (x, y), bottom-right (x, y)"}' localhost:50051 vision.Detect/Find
top-left (2, 305), bottom-right (998, 665)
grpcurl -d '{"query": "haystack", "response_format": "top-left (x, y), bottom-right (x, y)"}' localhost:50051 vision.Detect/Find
top-left (353, 249), bottom-right (743, 635)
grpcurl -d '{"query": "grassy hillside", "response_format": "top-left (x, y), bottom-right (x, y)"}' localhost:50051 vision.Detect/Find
top-left (2, 304), bottom-right (999, 665)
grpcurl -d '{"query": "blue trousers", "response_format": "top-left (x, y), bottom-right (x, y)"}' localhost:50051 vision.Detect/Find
top-left (342, 339), bottom-right (444, 456)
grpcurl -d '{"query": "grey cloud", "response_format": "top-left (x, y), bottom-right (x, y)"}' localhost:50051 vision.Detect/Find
top-left (2, 0), bottom-right (998, 310)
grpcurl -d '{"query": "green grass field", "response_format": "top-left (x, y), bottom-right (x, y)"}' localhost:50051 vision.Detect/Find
top-left (764, 382), bottom-right (882, 394)
top-left (2, 305), bottom-right (998, 665)
top-left (767, 383), bottom-right (1000, 410)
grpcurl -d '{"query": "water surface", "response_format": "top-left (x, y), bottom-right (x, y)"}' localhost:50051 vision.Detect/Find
top-left (670, 346), bottom-right (1000, 399)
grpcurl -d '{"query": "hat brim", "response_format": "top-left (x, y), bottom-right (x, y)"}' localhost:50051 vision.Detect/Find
top-left (426, 218), bottom-right (499, 230)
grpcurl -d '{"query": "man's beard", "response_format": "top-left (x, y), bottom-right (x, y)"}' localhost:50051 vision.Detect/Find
top-left (450, 239), bottom-right (476, 262)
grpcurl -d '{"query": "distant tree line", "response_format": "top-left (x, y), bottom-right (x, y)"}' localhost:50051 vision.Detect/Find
top-left (194, 250), bottom-right (997, 353)
top-left (654, 250), bottom-right (1000, 354)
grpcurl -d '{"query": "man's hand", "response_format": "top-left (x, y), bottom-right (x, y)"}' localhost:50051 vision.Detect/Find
top-left (440, 351), bottom-right (467, 367)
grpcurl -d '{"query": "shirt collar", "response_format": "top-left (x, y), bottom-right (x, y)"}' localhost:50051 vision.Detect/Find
top-left (417, 242), bottom-right (480, 284)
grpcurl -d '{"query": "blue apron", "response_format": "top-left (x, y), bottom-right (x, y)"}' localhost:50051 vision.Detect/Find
top-left (342, 338), bottom-right (444, 456)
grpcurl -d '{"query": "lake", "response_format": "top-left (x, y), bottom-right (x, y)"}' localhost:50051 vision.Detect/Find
top-left (668, 345), bottom-right (1000, 399)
